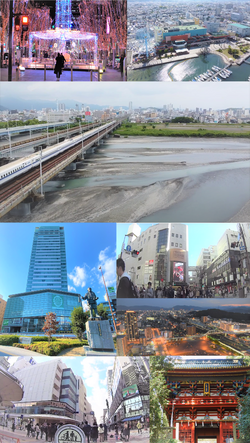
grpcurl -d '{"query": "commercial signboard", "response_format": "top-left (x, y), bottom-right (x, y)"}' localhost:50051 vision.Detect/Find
top-left (52, 294), bottom-right (64, 309)
top-left (122, 384), bottom-right (139, 399)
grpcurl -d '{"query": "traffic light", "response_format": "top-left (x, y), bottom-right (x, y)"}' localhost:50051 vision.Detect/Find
top-left (15, 16), bottom-right (20, 31)
top-left (131, 250), bottom-right (140, 257)
top-left (22, 16), bottom-right (29, 31)
top-left (231, 242), bottom-right (239, 248)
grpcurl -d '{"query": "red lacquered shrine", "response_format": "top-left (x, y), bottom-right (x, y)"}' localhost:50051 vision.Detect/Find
top-left (165, 359), bottom-right (250, 443)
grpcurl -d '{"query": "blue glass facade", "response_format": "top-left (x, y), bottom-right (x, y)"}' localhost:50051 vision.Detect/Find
top-left (26, 226), bottom-right (68, 292)
top-left (3, 290), bottom-right (81, 333)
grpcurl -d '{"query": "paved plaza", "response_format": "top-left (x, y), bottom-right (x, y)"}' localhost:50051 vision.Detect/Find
top-left (0, 67), bottom-right (126, 82)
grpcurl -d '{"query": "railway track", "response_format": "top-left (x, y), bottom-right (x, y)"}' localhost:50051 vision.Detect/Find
top-left (0, 122), bottom-right (101, 152)
top-left (0, 124), bottom-right (115, 206)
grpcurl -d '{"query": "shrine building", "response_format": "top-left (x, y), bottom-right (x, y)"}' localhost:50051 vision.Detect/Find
top-left (165, 358), bottom-right (250, 443)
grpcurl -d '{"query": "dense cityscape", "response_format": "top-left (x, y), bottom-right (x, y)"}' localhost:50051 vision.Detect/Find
top-left (116, 305), bottom-right (250, 357)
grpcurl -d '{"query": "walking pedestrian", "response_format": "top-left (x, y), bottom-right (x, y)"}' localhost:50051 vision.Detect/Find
top-left (83, 421), bottom-right (91, 443)
top-left (91, 420), bottom-right (99, 443)
top-left (137, 421), bottom-right (142, 434)
top-left (35, 423), bottom-right (40, 440)
top-left (98, 424), bottom-right (104, 442)
top-left (54, 53), bottom-right (63, 81)
top-left (103, 424), bottom-right (108, 441)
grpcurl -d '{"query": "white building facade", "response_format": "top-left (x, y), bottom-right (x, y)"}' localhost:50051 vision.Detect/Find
top-left (121, 223), bottom-right (188, 288)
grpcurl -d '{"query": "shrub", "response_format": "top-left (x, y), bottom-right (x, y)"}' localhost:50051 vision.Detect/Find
top-left (32, 336), bottom-right (56, 342)
top-left (13, 339), bottom-right (88, 356)
top-left (0, 335), bottom-right (19, 346)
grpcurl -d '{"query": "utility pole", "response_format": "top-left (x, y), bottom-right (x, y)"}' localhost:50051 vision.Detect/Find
top-left (8, 0), bottom-right (14, 81)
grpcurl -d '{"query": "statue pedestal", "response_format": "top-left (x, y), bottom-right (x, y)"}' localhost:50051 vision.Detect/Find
top-left (85, 319), bottom-right (115, 353)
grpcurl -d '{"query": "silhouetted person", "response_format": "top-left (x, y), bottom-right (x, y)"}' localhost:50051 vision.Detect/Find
top-left (54, 53), bottom-right (63, 81)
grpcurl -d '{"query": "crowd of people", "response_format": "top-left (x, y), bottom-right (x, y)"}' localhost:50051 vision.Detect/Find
top-left (6, 418), bottom-right (146, 442)
top-left (117, 257), bottom-right (237, 299)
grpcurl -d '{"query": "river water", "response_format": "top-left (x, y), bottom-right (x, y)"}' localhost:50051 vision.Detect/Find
top-left (128, 53), bottom-right (250, 81)
top-left (44, 137), bottom-right (250, 222)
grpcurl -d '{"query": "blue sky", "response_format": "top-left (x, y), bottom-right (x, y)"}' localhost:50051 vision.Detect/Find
top-left (8, 356), bottom-right (114, 423)
top-left (116, 223), bottom-right (238, 266)
top-left (0, 223), bottom-right (116, 304)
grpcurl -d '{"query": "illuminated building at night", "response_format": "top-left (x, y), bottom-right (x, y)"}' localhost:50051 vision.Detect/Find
top-left (125, 311), bottom-right (139, 341)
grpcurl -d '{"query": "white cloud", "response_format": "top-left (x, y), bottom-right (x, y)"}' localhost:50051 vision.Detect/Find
top-left (68, 266), bottom-right (86, 288)
top-left (98, 248), bottom-right (116, 288)
top-left (68, 285), bottom-right (76, 292)
top-left (81, 358), bottom-right (115, 423)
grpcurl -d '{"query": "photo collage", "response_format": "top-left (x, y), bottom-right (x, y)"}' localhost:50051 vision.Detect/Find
top-left (0, 1), bottom-right (250, 443)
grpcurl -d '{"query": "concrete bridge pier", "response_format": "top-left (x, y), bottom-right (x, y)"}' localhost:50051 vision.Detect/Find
top-left (65, 162), bottom-right (77, 171)
top-left (9, 193), bottom-right (45, 217)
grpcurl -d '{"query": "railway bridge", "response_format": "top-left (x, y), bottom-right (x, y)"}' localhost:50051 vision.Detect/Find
top-left (0, 119), bottom-right (124, 218)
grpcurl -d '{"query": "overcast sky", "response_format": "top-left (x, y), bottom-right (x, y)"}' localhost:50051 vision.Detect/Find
top-left (2, 82), bottom-right (250, 109)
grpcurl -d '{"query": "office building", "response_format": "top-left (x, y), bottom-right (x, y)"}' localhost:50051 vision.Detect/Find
top-left (125, 311), bottom-right (139, 341)
top-left (107, 357), bottom-right (150, 427)
top-left (2, 226), bottom-right (81, 333)
top-left (2, 359), bottom-right (93, 427)
top-left (26, 226), bottom-right (68, 292)
top-left (0, 296), bottom-right (7, 329)
top-left (121, 223), bottom-right (188, 288)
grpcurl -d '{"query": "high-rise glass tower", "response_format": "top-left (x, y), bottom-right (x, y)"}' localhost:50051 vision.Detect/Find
top-left (26, 226), bottom-right (68, 292)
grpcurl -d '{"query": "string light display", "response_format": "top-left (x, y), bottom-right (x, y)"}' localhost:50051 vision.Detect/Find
top-left (2, 0), bottom-right (126, 67)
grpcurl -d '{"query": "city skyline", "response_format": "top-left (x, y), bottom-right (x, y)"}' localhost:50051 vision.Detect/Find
top-left (0, 223), bottom-right (116, 305)
top-left (1, 82), bottom-right (250, 110)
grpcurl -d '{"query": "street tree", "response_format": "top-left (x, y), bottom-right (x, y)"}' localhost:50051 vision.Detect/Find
top-left (97, 303), bottom-right (109, 320)
top-left (238, 386), bottom-right (250, 442)
top-left (150, 356), bottom-right (176, 443)
top-left (70, 306), bottom-right (89, 340)
top-left (42, 312), bottom-right (59, 342)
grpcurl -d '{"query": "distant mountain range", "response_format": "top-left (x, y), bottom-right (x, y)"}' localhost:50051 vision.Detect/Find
top-left (191, 308), bottom-right (250, 323)
top-left (117, 304), bottom-right (250, 315)
top-left (0, 97), bottom-right (127, 112)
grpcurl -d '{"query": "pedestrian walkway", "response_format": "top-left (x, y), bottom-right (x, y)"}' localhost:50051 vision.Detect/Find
top-left (0, 67), bottom-right (126, 82)
top-left (0, 428), bottom-right (149, 443)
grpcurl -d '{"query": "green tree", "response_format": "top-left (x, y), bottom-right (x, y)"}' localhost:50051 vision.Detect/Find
top-left (150, 356), bottom-right (174, 443)
top-left (42, 312), bottom-right (59, 342)
top-left (70, 306), bottom-right (89, 340)
top-left (97, 303), bottom-right (109, 320)
top-left (238, 386), bottom-right (250, 441)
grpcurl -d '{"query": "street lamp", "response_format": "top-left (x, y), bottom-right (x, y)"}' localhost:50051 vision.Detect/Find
top-left (99, 265), bottom-right (117, 334)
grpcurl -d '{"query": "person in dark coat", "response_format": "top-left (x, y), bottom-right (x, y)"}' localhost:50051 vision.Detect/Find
top-left (116, 258), bottom-right (134, 298)
top-left (103, 423), bottom-right (108, 441)
top-left (83, 421), bottom-right (91, 443)
top-left (91, 420), bottom-right (98, 443)
top-left (54, 53), bottom-right (63, 81)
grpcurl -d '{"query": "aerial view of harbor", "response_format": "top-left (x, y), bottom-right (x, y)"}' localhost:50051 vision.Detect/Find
top-left (127, 0), bottom-right (250, 81)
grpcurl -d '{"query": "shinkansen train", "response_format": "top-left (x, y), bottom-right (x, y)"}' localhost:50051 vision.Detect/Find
top-left (0, 122), bottom-right (114, 186)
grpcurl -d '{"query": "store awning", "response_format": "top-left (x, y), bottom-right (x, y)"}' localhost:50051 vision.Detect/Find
top-left (122, 416), bottom-right (142, 422)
